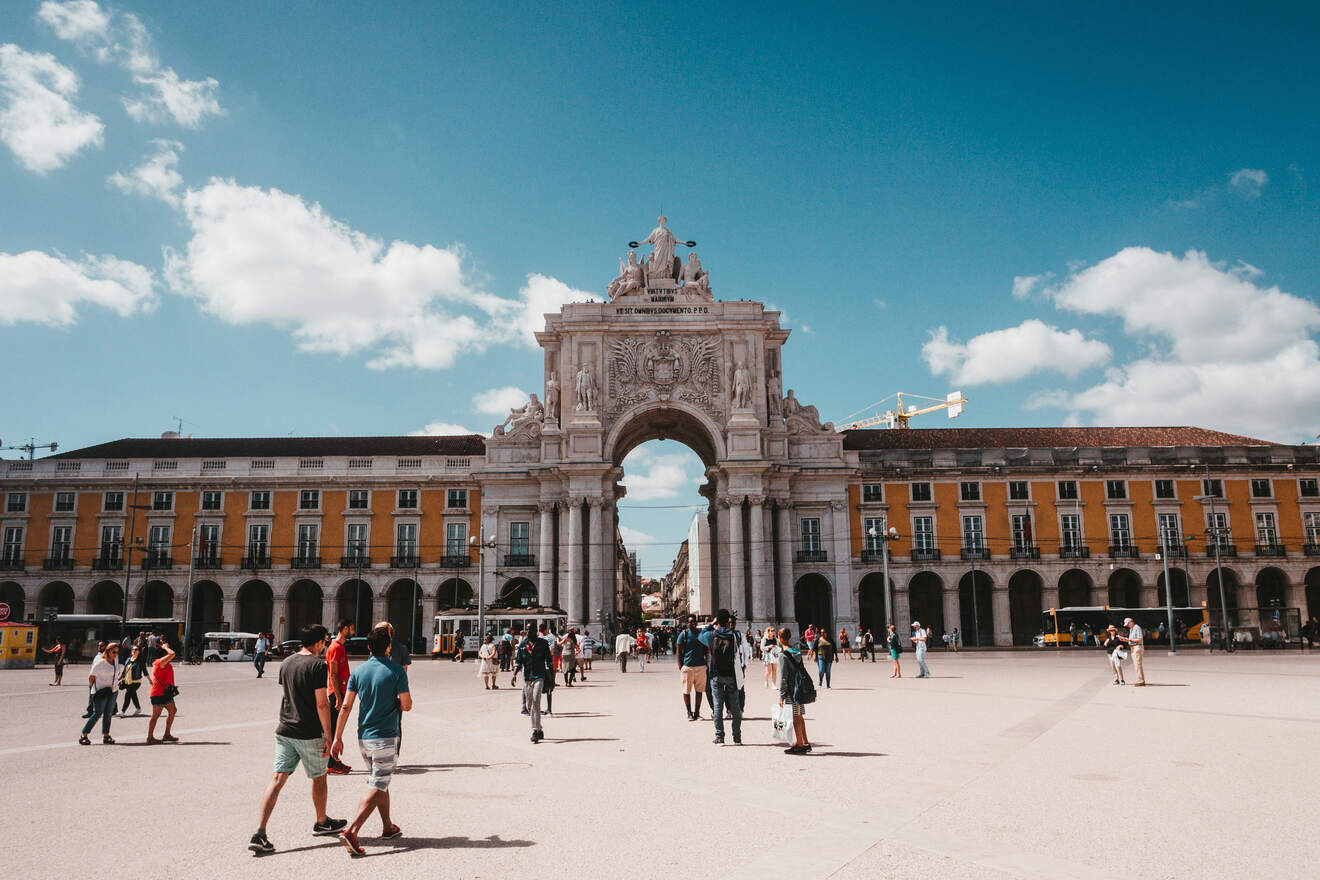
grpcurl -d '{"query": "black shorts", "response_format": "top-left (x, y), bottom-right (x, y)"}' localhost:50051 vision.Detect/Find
top-left (150, 694), bottom-right (174, 707)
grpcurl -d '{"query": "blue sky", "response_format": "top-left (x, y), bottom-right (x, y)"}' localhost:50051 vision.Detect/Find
top-left (2, 1), bottom-right (1319, 578)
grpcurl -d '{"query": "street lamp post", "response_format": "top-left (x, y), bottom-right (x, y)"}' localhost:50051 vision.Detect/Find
top-left (471, 528), bottom-right (496, 641)
top-left (866, 517), bottom-right (899, 630)
top-left (1195, 489), bottom-right (1232, 651)
top-left (1158, 524), bottom-right (1177, 655)
top-left (182, 524), bottom-right (199, 659)
top-left (120, 474), bottom-right (150, 624)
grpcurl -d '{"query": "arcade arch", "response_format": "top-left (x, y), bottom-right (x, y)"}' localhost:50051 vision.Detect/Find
top-left (1307, 567), bottom-right (1320, 619)
top-left (386, 578), bottom-right (423, 649)
top-left (857, 572), bottom-right (893, 638)
top-left (139, 580), bottom-right (172, 618)
top-left (1206, 568), bottom-right (1241, 624)
top-left (0, 581), bottom-right (23, 621)
top-left (908, 571), bottom-right (944, 639)
top-left (337, 579), bottom-right (373, 633)
top-left (499, 577), bottom-right (539, 608)
top-left (1156, 568), bottom-right (1190, 607)
top-left (436, 577), bottom-right (473, 610)
top-left (1058, 568), bottom-right (1092, 607)
top-left (794, 573), bottom-right (832, 637)
top-left (238, 580), bottom-right (273, 633)
top-left (39, 581), bottom-right (74, 616)
top-left (1008, 570), bottom-right (1043, 646)
top-left (189, 580), bottom-right (223, 634)
top-left (88, 580), bottom-right (123, 615)
top-left (287, 579), bottom-right (323, 634)
top-left (1255, 567), bottom-right (1287, 608)
top-left (958, 570), bottom-right (993, 647)
top-left (1107, 568), bottom-right (1141, 608)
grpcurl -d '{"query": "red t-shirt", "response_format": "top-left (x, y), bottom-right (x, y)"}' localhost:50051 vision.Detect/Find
top-left (150, 659), bottom-right (174, 697)
top-left (325, 641), bottom-right (349, 695)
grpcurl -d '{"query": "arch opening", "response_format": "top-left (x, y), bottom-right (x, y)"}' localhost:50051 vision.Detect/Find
top-left (1107, 568), bottom-right (1141, 608)
top-left (793, 573), bottom-right (832, 639)
top-left (908, 571), bottom-right (945, 641)
top-left (336, 579), bottom-right (373, 633)
top-left (89, 580), bottom-right (124, 615)
top-left (1058, 569), bottom-right (1092, 607)
top-left (1008, 569), bottom-right (1044, 646)
top-left (857, 572), bottom-right (893, 640)
top-left (1156, 568), bottom-right (1190, 607)
top-left (189, 580), bottom-right (223, 634)
top-left (387, 579), bottom-right (423, 650)
top-left (139, 580), bottom-right (173, 619)
top-left (436, 577), bottom-right (473, 611)
top-left (238, 580), bottom-right (273, 633)
top-left (0, 581), bottom-right (24, 622)
top-left (288, 579), bottom-right (323, 635)
top-left (958, 571), bottom-right (993, 647)
top-left (39, 581), bottom-right (74, 617)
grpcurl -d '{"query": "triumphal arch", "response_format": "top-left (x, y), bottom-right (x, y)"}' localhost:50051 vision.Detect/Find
top-left (481, 217), bottom-right (858, 635)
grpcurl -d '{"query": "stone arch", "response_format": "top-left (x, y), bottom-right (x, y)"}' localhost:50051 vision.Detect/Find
top-left (793, 573), bottom-right (833, 638)
top-left (857, 571), bottom-right (893, 638)
top-left (499, 577), bottom-right (539, 608)
top-left (1156, 568), bottom-right (1191, 607)
top-left (436, 577), bottom-right (473, 610)
top-left (604, 400), bottom-right (727, 468)
top-left (1306, 567), bottom-right (1320, 619)
top-left (238, 580), bottom-right (273, 633)
top-left (1008, 570), bottom-right (1044, 646)
top-left (336, 578), bottom-right (373, 633)
top-left (1107, 568), bottom-right (1141, 608)
top-left (287, 579), bottom-right (323, 635)
top-left (139, 580), bottom-right (173, 618)
top-left (958, 570), bottom-right (994, 647)
top-left (1255, 567), bottom-right (1288, 608)
top-left (0, 581), bottom-right (24, 622)
top-left (189, 580), bottom-right (223, 634)
top-left (1058, 568), bottom-right (1092, 607)
top-left (39, 581), bottom-right (75, 617)
top-left (386, 578), bottom-right (423, 650)
top-left (88, 580), bottom-right (124, 615)
top-left (1206, 567), bottom-right (1241, 626)
top-left (908, 571), bottom-right (945, 639)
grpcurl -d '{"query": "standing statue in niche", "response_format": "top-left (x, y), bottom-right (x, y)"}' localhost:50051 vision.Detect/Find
top-left (544, 371), bottom-right (560, 422)
top-left (575, 361), bottom-right (598, 412)
top-left (630, 216), bottom-right (694, 283)
top-left (732, 361), bottom-right (753, 409)
top-left (607, 251), bottom-right (646, 300)
top-left (679, 252), bottom-right (710, 297)
top-left (766, 371), bottom-right (783, 418)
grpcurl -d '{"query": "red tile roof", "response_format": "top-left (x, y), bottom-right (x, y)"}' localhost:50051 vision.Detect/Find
top-left (50, 435), bottom-right (487, 460)
top-left (841, 426), bottom-right (1277, 450)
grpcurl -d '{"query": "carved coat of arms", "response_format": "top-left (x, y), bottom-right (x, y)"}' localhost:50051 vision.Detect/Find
top-left (608, 330), bottom-right (722, 414)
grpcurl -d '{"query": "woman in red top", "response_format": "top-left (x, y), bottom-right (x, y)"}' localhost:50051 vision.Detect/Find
top-left (146, 636), bottom-right (179, 744)
top-left (42, 637), bottom-right (67, 685)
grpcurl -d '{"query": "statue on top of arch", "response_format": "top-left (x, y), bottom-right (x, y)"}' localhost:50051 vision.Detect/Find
top-left (609, 215), bottom-right (709, 300)
top-left (492, 392), bottom-right (544, 441)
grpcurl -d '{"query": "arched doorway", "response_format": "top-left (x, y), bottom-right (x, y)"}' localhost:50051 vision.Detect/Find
top-left (499, 578), bottom-right (538, 608)
top-left (188, 580), bottom-right (223, 634)
top-left (1306, 567), bottom-right (1320, 619)
top-left (908, 571), bottom-right (944, 640)
top-left (1008, 570), bottom-right (1043, 646)
top-left (139, 580), bottom-right (173, 618)
top-left (793, 573), bottom-right (832, 638)
top-left (0, 582), bottom-right (24, 622)
top-left (386, 579), bottom-right (423, 650)
top-left (1255, 567), bottom-right (1287, 608)
top-left (39, 581), bottom-right (74, 617)
top-left (1107, 568), bottom-right (1141, 608)
top-left (288, 579), bottom-right (323, 635)
top-left (436, 577), bottom-right (473, 610)
top-left (337, 579), bottom-right (373, 633)
top-left (238, 580), bottom-right (273, 633)
top-left (958, 570), bottom-right (993, 647)
top-left (88, 580), bottom-right (124, 615)
top-left (1206, 568), bottom-right (1241, 626)
top-left (1156, 568), bottom-right (1190, 607)
top-left (1058, 569), bottom-right (1091, 607)
top-left (857, 572), bottom-right (892, 638)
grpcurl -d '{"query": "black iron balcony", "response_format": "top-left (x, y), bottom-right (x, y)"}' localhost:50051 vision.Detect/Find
top-left (142, 554), bottom-right (173, 570)
top-left (290, 555), bottom-right (321, 569)
top-left (241, 554), bottom-right (270, 569)
top-left (860, 549), bottom-right (888, 564)
top-left (795, 550), bottom-right (828, 563)
top-left (340, 555), bottom-right (373, 568)
top-left (1254, 543), bottom-right (1286, 557)
top-left (391, 554), bottom-right (421, 568)
top-left (1059, 545), bottom-right (1090, 559)
top-left (1010, 545), bottom-right (1040, 560)
top-left (43, 556), bottom-right (74, 571)
top-left (960, 547), bottom-right (990, 561)
top-left (503, 554), bottom-right (535, 567)
top-left (1206, 543), bottom-right (1237, 558)
top-left (91, 554), bottom-right (123, 571)
top-left (1160, 544), bottom-right (1188, 558)
top-left (1305, 543), bottom-right (1320, 557)
top-left (193, 555), bottom-right (223, 570)
top-left (910, 547), bottom-right (941, 562)
top-left (440, 554), bottom-right (472, 568)
top-left (1107, 545), bottom-right (1139, 559)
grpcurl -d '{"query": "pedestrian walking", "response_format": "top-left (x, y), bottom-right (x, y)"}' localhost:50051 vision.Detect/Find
top-left (776, 627), bottom-right (813, 754)
top-left (706, 609), bottom-right (743, 745)
top-left (911, 622), bottom-right (931, 678)
top-left (43, 637), bottom-right (67, 685)
top-left (512, 624), bottom-right (553, 743)
top-left (839, 628), bottom-right (851, 661)
top-left (119, 644), bottom-right (149, 716)
top-left (675, 616), bottom-right (709, 721)
top-left (761, 626), bottom-right (779, 687)
top-left (325, 620), bottom-right (354, 775)
top-left (635, 628), bottom-right (650, 672)
top-left (816, 629), bottom-right (836, 687)
top-left (248, 624), bottom-right (347, 854)
top-left (499, 631), bottom-right (513, 672)
top-left (79, 642), bottom-right (121, 745)
top-left (886, 624), bottom-right (902, 678)
top-left (581, 628), bottom-right (595, 674)
top-left (863, 628), bottom-right (876, 661)
top-left (804, 623), bottom-right (818, 660)
top-left (1103, 625), bottom-right (1127, 684)
top-left (146, 636), bottom-right (179, 744)
top-left (478, 634), bottom-right (499, 689)
top-left (1121, 617), bottom-right (1146, 686)
top-left (330, 625), bottom-right (411, 857)
top-left (254, 632), bottom-right (270, 678)
top-left (615, 629), bottom-right (634, 672)
top-left (559, 630), bottom-right (578, 686)
top-left (950, 628), bottom-right (960, 652)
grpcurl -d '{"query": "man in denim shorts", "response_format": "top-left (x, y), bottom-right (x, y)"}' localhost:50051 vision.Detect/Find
top-left (248, 624), bottom-right (346, 854)
top-left (331, 624), bottom-right (412, 857)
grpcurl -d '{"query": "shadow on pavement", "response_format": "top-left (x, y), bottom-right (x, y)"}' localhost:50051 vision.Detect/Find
top-left (115, 740), bottom-right (231, 747)
top-left (547, 712), bottom-right (612, 718)
top-left (545, 737), bottom-right (619, 744)
top-left (394, 763), bottom-right (490, 775)
top-left (1139, 683), bottom-right (1189, 687)
top-left (368, 834), bottom-right (536, 854)
top-left (808, 751), bottom-right (886, 758)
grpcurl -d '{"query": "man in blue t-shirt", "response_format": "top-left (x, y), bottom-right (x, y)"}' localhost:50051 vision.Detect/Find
top-left (675, 615), bottom-right (709, 721)
top-left (330, 625), bottom-right (412, 857)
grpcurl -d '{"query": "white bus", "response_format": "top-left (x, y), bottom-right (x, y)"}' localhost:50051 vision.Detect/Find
top-left (432, 606), bottom-right (568, 659)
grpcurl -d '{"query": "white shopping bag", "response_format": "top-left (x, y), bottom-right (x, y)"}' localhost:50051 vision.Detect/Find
top-left (771, 703), bottom-right (793, 743)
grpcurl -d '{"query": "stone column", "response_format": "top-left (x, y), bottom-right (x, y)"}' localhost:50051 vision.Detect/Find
top-left (1042, 580), bottom-right (1060, 614)
top-left (775, 502), bottom-right (793, 624)
top-left (588, 497), bottom-right (605, 629)
top-left (893, 587), bottom-right (911, 638)
top-left (748, 495), bottom-right (772, 629)
top-left (992, 587), bottom-right (1012, 646)
top-left (725, 495), bottom-right (746, 621)
top-left (942, 584), bottom-right (961, 642)
top-left (538, 502), bottom-right (554, 607)
top-left (830, 499), bottom-right (854, 624)
top-left (565, 497), bottom-right (583, 626)
top-left (222, 595), bottom-right (239, 631)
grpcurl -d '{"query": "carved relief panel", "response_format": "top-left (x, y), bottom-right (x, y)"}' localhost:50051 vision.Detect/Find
top-left (605, 330), bottom-right (724, 417)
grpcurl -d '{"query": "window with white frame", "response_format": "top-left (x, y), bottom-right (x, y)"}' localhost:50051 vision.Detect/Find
top-left (6, 492), bottom-right (27, 513)
top-left (1157, 513), bottom-right (1182, 548)
top-left (801, 517), bottom-right (821, 553)
top-left (50, 526), bottom-right (72, 560)
top-left (1300, 478), bottom-right (1319, 498)
top-left (298, 490), bottom-right (320, 511)
top-left (103, 491), bottom-right (124, 512)
top-left (100, 525), bottom-right (122, 562)
top-left (509, 521), bottom-right (530, 556)
top-left (962, 515), bottom-right (984, 549)
top-left (54, 492), bottom-right (75, 512)
top-left (447, 489), bottom-right (468, 509)
top-left (201, 490), bottom-right (222, 511)
top-left (397, 489), bottom-right (419, 509)
top-left (1109, 513), bottom-right (1132, 549)
top-left (346, 523), bottom-right (368, 559)
top-left (199, 524), bottom-right (220, 560)
top-left (1250, 479), bottom-right (1272, 498)
top-left (247, 524), bottom-right (269, 560)
top-left (348, 490), bottom-right (370, 510)
top-left (152, 491), bottom-right (173, 511)
top-left (1305, 511), bottom-right (1320, 546)
top-left (1255, 512), bottom-right (1278, 546)
top-left (395, 523), bottom-right (418, 558)
top-left (1057, 481), bottom-right (1078, 500)
top-left (1, 526), bottom-right (22, 561)
top-left (863, 517), bottom-right (884, 553)
top-left (1008, 481), bottom-right (1030, 501)
top-left (910, 482), bottom-right (932, 502)
top-left (913, 516), bottom-right (934, 550)
top-left (148, 524), bottom-right (171, 560)
top-left (249, 491), bottom-right (271, 511)
top-left (1060, 513), bottom-right (1082, 550)
top-left (1207, 511), bottom-right (1231, 548)
top-left (959, 482), bottom-right (981, 502)
top-left (1010, 514), bottom-right (1032, 549)
top-left (1201, 479), bottom-right (1223, 498)
top-left (445, 522), bottom-right (468, 556)
top-left (1154, 479), bottom-right (1176, 499)
top-left (297, 523), bottom-right (319, 558)
top-left (1105, 480), bottom-right (1127, 500)
top-left (861, 483), bottom-right (883, 503)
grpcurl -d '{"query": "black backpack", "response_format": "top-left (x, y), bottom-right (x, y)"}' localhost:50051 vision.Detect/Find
top-left (711, 631), bottom-right (737, 677)
top-left (790, 653), bottom-right (817, 704)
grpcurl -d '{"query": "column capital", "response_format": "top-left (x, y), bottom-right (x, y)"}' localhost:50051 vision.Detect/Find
top-left (718, 494), bottom-right (743, 509)
top-left (587, 496), bottom-right (608, 510)
top-left (830, 499), bottom-right (847, 512)
top-left (537, 501), bottom-right (557, 514)
top-left (566, 495), bottom-right (586, 508)
top-left (747, 494), bottom-right (765, 508)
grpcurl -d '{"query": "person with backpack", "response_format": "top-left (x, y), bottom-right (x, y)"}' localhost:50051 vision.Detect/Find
top-left (776, 626), bottom-right (814, 755)
top-left (675, 616), bottom-right (709, 721)
top-left (705, 609), bottom-right (743, 745)
top-left (886, 623), bottom-right (903, 678)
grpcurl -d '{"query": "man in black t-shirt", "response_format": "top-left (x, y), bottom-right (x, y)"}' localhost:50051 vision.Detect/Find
top-left (248, 624), bottom-right (347, 854)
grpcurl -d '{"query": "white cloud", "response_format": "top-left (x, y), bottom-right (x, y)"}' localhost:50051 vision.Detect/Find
top-left (1228, 168), bottom-right (1268, 198)
top-left (38, 1), bottom-right (223, 128)
top-left (514, 273), bottom-right (601, 345)
top-left (409, 420), bottom-right (483, 437)
top-left (618, 524), bottom-right (658, 548)
top-left (107, 137), bottom-right (182, 205)
top-left (0, 43), bottom-right (103, 173)
top-left (1030, 247), bottom-right (1320, 441)
top-left (1012, 273), bottom-right (1050, 299)
top-left (0, 249), bottom-right (155, 325)
top-left (620, 447), bottom-right (704, 501)
top-left (473, 385), bottom-right (529, 416)
top-left (922, 320), bottom-right (1111, 386)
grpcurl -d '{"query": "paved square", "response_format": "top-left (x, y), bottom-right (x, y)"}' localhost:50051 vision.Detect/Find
top-left (4, 649), bottom-right (1318, 878)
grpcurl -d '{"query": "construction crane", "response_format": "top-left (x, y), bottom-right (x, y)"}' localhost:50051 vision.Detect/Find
top-left (837, 391), bottom-right (967, 430)
top-left (1, 437), bottom-right (59, 459)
